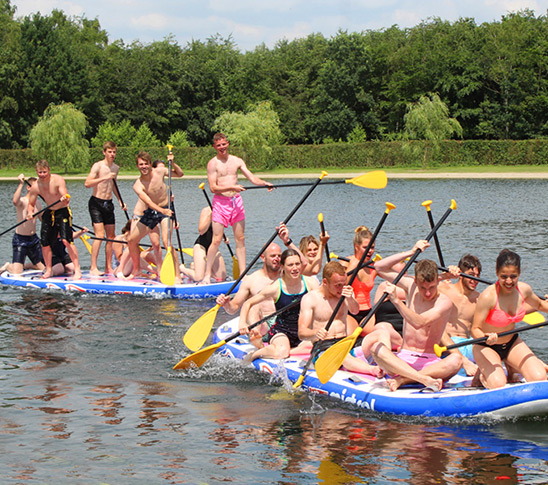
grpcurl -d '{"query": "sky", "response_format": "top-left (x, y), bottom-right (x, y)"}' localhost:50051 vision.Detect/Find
top-left (10, 0), bottom-right (548, 51)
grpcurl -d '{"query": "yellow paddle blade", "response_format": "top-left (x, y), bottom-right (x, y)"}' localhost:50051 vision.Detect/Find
top-left (80, 235), bottom-right (92, 254)
top-left (182, 247), bottom-right (194, 257)
top-left (173, 340), bottom-right (224, 370)
top-left (523, 312), bottom-right (546, 325)
top-left (433, 343), bottom-right (447, 358)
top-left (183, 304), bottom-right (220, 351)
top-left (232, 256), bottom-right (240, 280)
top-left (160, 247), bottom-right (176, 285)
top-left (346, 171), bottom-right (387, 190)
top-left (315, 328), bottom-right (361, 384)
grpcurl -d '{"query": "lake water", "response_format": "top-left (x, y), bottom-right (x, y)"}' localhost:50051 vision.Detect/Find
top-left (1, 176), bottom-right (548, 484)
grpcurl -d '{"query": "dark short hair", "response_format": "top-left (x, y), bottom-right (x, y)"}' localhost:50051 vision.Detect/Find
top-left (496, 249), bottom-right (521, 273)
top-left (136, 151), bottom-right (152, 164)
top-left (458, 254), bottom-right (482, 274)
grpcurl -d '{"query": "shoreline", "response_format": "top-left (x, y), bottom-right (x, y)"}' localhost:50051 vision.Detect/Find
top-left (2, 171), bottom-right (548, 181)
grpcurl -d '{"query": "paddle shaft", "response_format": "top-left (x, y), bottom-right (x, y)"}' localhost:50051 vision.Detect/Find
top-left (441, 320), bottom-right (548, 353)
top-left (243, 179), bottom-right (351, 190)
top-left (113, 178), bottom-right (130, 221)
top-left (318, 215), bottom-right (331, 262)
top-left (295, 202), bottom-right (394, 385)
top-left (424, 204), bottom-right (445, 267)
top-left (0, 197), bottom-right (64, 237)
top-left (218, 172), bottom-right (328, 299)
top-left (166, 152), bottom-right (185, 265)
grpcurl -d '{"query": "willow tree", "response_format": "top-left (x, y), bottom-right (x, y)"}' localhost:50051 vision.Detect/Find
top-left (402, 93), bottom-right (462, 169)
top-left (29, 102), bottom-right (89, 172)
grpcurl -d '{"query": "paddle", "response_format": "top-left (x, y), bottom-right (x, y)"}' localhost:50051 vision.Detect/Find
top-left (421, 200), bottom-right (445, 267)
top-left (0, 195), bottom-right (67, 238)
top-left (113, 178), bottom-right (130, 221)
top-left (166, 146), bottom-right (185, 267)
top-left (199, 182), bottom-right (240, 279)
top-left (314, 199), bottom-right (457, 385)
top-left (243, 171), bottom-right (387, 190)
top-left (183, 171), bottom-right (328, 352)
top-left (318, 213), bottom-right (331, 262)
top-left (160, 146), bottom-right (176, 285)
top-left (173, 299), bottom-right (301, 370)
top-left (293, 202), bottom-right (396, 388)
top-left (434, 314), bottom-right (547, 357)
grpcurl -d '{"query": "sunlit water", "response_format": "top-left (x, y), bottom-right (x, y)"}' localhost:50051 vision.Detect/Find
top-left (1, 177), bottom-right (548, 483)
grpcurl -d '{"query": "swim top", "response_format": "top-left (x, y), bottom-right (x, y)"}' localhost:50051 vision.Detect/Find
top-left (351, 269), bottom-right (376, 311)
top-left (485, 282), bottom-right (526, 328)
top-left (274, 276), bottom-right (309, 328)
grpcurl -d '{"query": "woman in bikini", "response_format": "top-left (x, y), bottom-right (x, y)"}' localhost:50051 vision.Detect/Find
top-left (238, 248), bottom-right (319, 362)
top-left (344, 226), bottom-right (377, 329)
top-left (471, 249), bottom-right (548, 389)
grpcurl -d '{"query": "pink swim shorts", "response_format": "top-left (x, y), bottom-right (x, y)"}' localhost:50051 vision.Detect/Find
top-left (212, 193), bottom-right (245, 228)
top-left (396, 349), bottom-right (440, 371)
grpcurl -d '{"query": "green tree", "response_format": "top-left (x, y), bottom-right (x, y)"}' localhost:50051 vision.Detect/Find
top-left (90, 120), bottom-right (137, 147)
top-left (402, 93), bottom-right (462, 168)
top-left (167, 130), bottom-right (192, 148)
top-left (131, 122), bottom-right (161, 148)
top-left (214, 101), bottom-right (284, 168)
top-left (29, 103), bottom-right (89, 172)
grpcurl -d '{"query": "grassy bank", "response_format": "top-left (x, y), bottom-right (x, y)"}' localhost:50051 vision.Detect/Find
top-left (2, 165), bottom-right (548, 181)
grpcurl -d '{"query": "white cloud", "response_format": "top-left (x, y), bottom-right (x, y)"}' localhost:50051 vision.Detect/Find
top-left (130, 13), bottom-right (170, 30)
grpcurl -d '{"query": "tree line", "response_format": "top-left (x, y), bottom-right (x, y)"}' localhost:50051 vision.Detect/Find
top-left (1, 0), bottom-right (548, 151)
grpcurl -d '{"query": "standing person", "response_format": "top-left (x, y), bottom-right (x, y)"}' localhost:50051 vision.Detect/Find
top-left (298, 261), bottom-right (383, 376)
top-left (370, 241), bottom-right (462, 391)
top-left (180, 206), bottom-right (226, 283)
top-left (345, 226), bottom-right (377, 327)
top-left (84, 141), bottom-right (126, 275)
top-left (125, 152), bottom-right (184, 282)
top-left (438, 254), bottom-right (482, 376)
top-left (202, 132), bottom-right (273, 283)
top-left (238, 249), bottom-right (319, 362)
top-left (0, 174), bottom-right (45, 275)
top-left (26, 160), bottom-right (82, 280)
top-left (471, 249), bottom-right (548, 389)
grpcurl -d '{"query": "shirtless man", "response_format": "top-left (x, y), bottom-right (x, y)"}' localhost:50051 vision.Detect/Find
top-left (202, 133), bottom-right (273, 283)
top-left (125, 152), bottom-right (184, 281)
top-left (27, 160), bottom-right (82, 280)
top-left (438, 254), bottom-right (482, 376)
top-left (298, 261), bottom-right (383, 377)
top-left (84, 141), bottom-right (126, 275)
top-left (0, 174), bottom-right (45, 274)
top-left (370, 241), bottom-right (462, 391)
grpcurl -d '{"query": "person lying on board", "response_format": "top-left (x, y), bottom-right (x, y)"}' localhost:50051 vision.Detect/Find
top-left (238, 249), bottom-right (319, 362)
top-left (369, 240), bottom-right (462, 392)
top-left (180, 206), bottom-right (226, 283)
top-left (438, 254), bottom-right (482, 377)
top-left (298, 261), bottom-right (383, 377)
top-left (27, 160), bottom-right (82, 280)
top-left (471, 249), bottom-right (548, 389)
top-left (342, 226), bottom-right (378, 332)
top-left (299, 232), bottom-right (329, 278)
top-left (125, 152), bottom-right (183, 282)
top-left (0, 174), bottom-right (45, 275)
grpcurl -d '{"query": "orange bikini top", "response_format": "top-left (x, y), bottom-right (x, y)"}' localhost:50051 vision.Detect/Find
top-left (485, 282), bottom-right (526, 328)
top-left (351, 269), bottom-right (376, 310)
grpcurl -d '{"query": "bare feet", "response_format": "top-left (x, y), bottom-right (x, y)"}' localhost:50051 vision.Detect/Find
top-left (0, 262), bottom-right (9, 273)
top-left (89, 268), bottom-right (104, 277)
top-left (73, 270), bottom-right (82, 280)
top-left (243, 351), bottom-right (257, 363)
top-left (386, 375), bottom-right (442, 392)
top-left (41, 270), bottom-right (53, 279)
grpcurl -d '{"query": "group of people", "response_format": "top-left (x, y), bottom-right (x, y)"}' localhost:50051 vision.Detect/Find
top-left (214, 219), bottom-right (548, 391)
top-left (1, 133), bottom-right (273, 285)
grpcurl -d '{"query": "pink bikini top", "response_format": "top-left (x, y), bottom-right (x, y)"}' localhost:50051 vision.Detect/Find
top-left (485, 282), bottom-right (526, 328)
